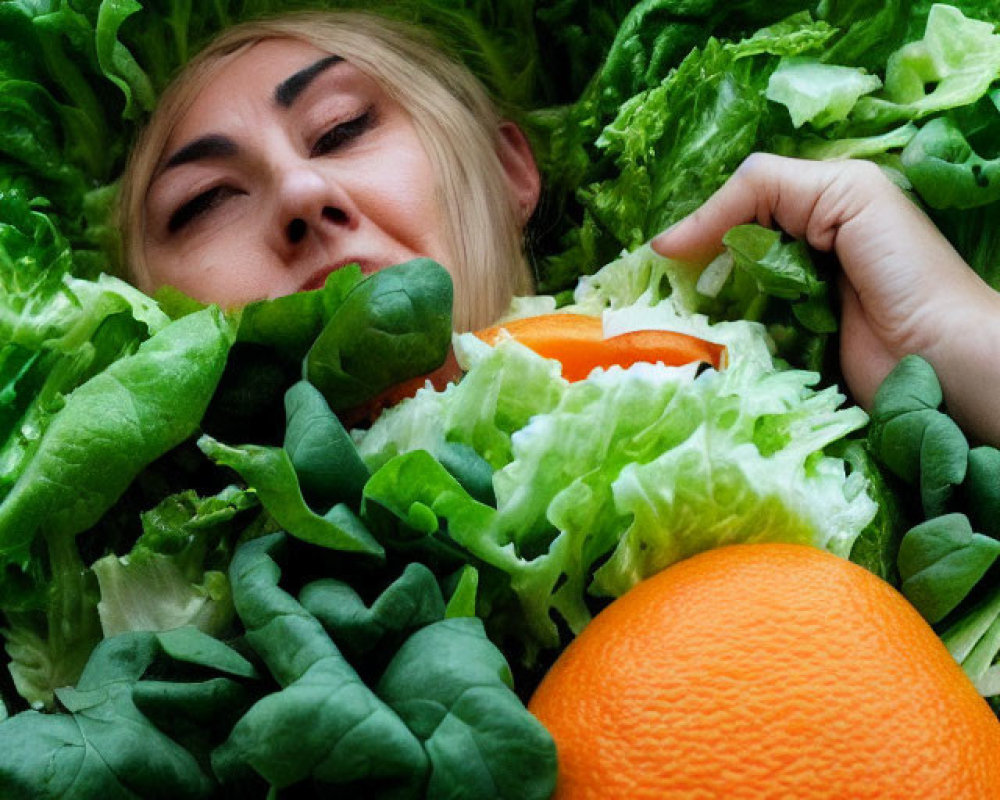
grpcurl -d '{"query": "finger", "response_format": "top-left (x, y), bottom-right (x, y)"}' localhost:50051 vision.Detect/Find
top-left (650, 154), bottom-right (851, 263)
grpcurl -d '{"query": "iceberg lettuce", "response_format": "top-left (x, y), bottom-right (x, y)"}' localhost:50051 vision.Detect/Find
top-left (358, 247), bottom-right (876, 657)
top-left (766, 57), bottom-right (882, 128)
top-left (854, 4), bottom-right (1000, 124)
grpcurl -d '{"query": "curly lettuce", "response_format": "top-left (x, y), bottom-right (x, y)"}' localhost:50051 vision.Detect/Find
top-left (357, 247), bottom-right (876, 658)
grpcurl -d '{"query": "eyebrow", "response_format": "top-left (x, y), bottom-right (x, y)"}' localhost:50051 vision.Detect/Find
top-left (274, 54), bottom-right (344, 107)
top-left (162, 134), bottom-right (239, 171)
top-left (157, 55), bottom-right (345, 176)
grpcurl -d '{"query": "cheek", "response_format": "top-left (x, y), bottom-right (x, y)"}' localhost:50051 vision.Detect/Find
top-left (142, 226), bottom-right (288, 307)
top-left (361, 140), bottom-right (452, 260)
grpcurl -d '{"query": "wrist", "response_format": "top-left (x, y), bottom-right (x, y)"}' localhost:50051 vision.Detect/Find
top-left (922, 281), bottom-right (1000, 446)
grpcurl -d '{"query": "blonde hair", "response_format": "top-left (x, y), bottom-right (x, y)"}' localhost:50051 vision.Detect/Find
top-left (117, 10), bottom-right (533, 330)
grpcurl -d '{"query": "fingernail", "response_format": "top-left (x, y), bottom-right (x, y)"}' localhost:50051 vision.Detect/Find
top-left (650, 222), bottom-right (679, 253)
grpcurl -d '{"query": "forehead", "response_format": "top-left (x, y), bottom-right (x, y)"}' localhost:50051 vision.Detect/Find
top-left (165, 38), bottom-right (375, 145)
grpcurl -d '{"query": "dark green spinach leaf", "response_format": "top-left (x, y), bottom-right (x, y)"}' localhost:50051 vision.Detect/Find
top-left (305, 259), bottom-right (453, 412)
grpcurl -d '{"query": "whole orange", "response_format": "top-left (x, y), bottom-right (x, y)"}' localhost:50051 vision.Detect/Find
top-left (529, 543), bottom-right (1000, 799)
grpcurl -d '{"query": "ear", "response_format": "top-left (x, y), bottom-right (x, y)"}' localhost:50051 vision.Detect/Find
top-left (496, 121), bottom-right (540, 226)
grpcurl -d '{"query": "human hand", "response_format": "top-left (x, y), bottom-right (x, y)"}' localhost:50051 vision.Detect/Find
top-left (651, 153), bottom-right (1000, 445)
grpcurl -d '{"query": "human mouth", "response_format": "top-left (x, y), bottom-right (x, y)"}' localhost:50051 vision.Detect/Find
top-left (300, 259), bottom-right (377, 292)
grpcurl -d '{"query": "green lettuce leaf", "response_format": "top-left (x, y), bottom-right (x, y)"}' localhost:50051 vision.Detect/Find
top-left (92, 555), bottom-right (231, 639)
top-left (833, 440), bottom-right (906, 583)
top-left (536, 11), bottom-right (835, 291)
top-left (95, 0), bottom-right (156, 120)
top-left (780, 121), bottom-right (918, 159)
top-left (376, 616), bottom-right (556, 800)
top-left (902, 114), bottom-right (1000, 209)
top-left (0, 306), bottom-right (234, 563)
top-left (356, 331), bottom-right (565, 474)
top-left (234, 264), bottom-right (364, 361)
top-left (211, 533), bottom-right (426, 792)
top-left (816, 0), bottom-right (913, 71)
top-left (1, 307), bottom-right (233, 708)
top-left (91, 485), bottom-right (255, 638)
top-left (587, 18), bottom-right (832, 249)
top-left (942, 585), bottom-right (1000, 697)
top-left (853, 4), bottom-right (1000, 125)
top-left (930, 198), bottom-right (1000, 289)
top-left (767, 57), bottom-right (882, 128)
top-left (283, 380), bottom-right (370, 509)
top-left (299, 562), bottom-right (445, 660)
top-left (359, 259), bottom-right (875, 656)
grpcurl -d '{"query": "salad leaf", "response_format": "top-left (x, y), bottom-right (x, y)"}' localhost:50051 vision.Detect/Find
top-left (867, 354), bottom-right (968, 517)
top-left (901, 115), bottom-right (1000, 209)
top-left (853, 4), bottom-right (1000, 126)
top-left (942, 585), bottom-right (1000, 697)
top-left (305, 258), bottom-right (453, 412)
top-left (444, 565), bottom-right (480, 618)
top-left (92, 554), bottom-right (232, 639)
top-left (586, 16), bottom-right (832, 250)
top-left (197, 436), bottom-right (384, 558)
top-left (234, 264), bottom-right (364, 361)
top-left (816, 0), bottom-right (912, 71)
top-left (0, 306), bottom-right (234, 564)
top-left (898, 513), bottom-right (1000, 623)
top-left (376, 617), bottom-right (556, 800)
top-left (1, 306), bottom-right (234, 708)
top-left (95, 0), bottom-right (157, 121)
top-left (720, 224), bottom-right (837, 333)
top-left (357, 327), bottom-right (565, 474)
top-left (134, 485), bottom-right (257, 556)
top-left (965, 446), bottom-right (1000, 539)
top-left (931, 198), bottom-right (1000, 288)
top-left (866, 356), bottom-right (1000, 691)
top-left (92, 485), bottom-right (255, 638)
top-left (834, 440), bottom-right (905, 584)
top-left (781, 121), bottom-right (918, 159)
top-left (766, 57), bottom-right (882, 128)
top-left (0, 184), bottom-right (168, 502)
top-left (283, 380), bottom-right (370, 509)
top-left (300, 562), bottom-right (445, 660)
top-left (359, 249), bottom-right (875, 656)
top-left (211, 533), bottom-right (427, 792)
top-left (1, 558), bottom-right (101, 712)
top-left (536, 11), bottom-right (835, 292)
top-left (0, 628), bottom-right (254, 799)
top-left (213, 533), bottom-right (555, 797)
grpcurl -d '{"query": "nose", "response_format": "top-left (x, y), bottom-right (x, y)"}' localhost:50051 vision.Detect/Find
top-left (274, 163), bottom-right (354, 253)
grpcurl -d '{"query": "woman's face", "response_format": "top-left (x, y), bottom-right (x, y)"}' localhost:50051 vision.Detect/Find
top-left (142, 38), bottom-right (453, 306)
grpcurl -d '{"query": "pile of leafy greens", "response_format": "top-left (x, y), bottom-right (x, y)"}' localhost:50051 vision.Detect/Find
top-left (354, 245), bottom-right (878, 660)
top-left (3, 0), bottom-right (1000, 796)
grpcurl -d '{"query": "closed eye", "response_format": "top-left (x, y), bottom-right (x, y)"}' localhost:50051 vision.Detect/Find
top-left (168, 185), bottom-right (241, 232)
top-left (310, 108), bottom-right (374, 157)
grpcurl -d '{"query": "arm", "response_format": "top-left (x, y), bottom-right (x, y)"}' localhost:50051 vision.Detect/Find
top-left (651, 153), bottom-right (1000, 446)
